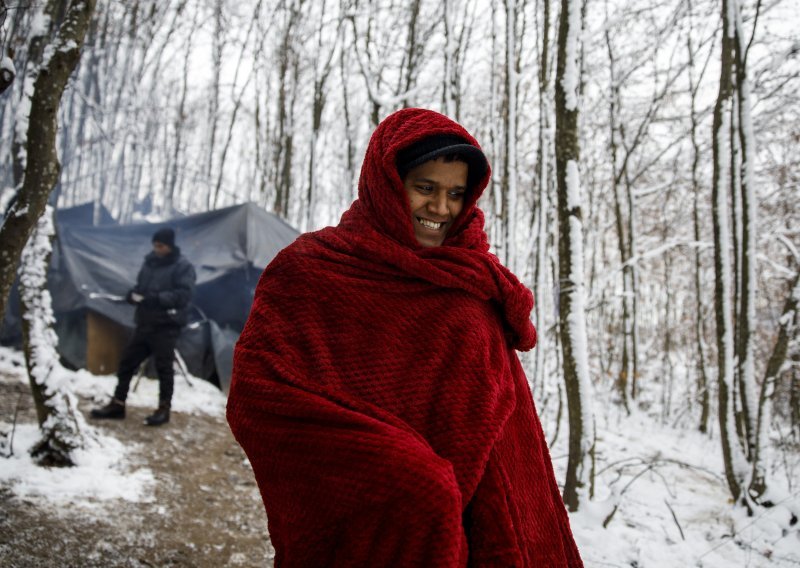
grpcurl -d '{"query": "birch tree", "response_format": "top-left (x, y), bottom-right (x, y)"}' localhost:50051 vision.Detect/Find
top-left (555, 0), bottom-right (594, 511)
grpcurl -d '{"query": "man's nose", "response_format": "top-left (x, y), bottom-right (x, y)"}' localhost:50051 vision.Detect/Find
top-left (428, 191), bottom-right (448, 216)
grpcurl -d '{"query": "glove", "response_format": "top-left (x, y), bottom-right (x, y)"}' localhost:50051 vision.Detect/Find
top-left (126, 290), bottom-right (144, 304)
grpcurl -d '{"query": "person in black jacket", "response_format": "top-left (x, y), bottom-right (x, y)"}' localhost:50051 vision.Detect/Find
top-left (91, 227), bottom-right (196, 426)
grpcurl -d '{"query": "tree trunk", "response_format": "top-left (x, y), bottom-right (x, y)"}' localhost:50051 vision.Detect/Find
top-left (339, 20), bottom-right (356, 204)
top-left (624, 173), bottom-right (640, 400)
top-left (167, 9), bottom-right (199, 211)
top-left (686, 0), bottom-right (710, 432)
top-left (273, 0), bottom-right (302, 219)
top-left (732, 0), bottom-right (758, 467)
top-left (605, 24), bottom-right (631, 414)
top-left (532, 0), bottom-right (552, 396)
top-left (205, 0), bottom-right (224, 210)
top-left (306, 0), bottom-right (337, 231)
top-left (20, 206), bottom-right (91, 467)
top-left (401, 0), bottom-right (422, 107)
top-left (555, 0), bottom-right (594, 512)
top-left (0, 0), bottom-right (96, 327)
top-left (711, 0), bottom-right (745, 505)
top-left (749, 270), bottom-right (799, 500)
top-left (503, 0), bottom-right (519, 272)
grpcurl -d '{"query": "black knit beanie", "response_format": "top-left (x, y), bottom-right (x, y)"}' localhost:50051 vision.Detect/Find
top-left (395, 134), bottom-right (488, 189)
top-left (152, 227), bottom-right (175, 248)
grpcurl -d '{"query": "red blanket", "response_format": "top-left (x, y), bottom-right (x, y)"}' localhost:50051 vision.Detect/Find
top-left (227, 109), bottom-right (583, 567)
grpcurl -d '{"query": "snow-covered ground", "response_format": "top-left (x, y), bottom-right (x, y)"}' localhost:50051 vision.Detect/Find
top-left (568, 409), bottom-right (799, 567)
top-left (0, 346), bottom-right (225, 509)
top-left (1, 345), bottom-right (798, 566)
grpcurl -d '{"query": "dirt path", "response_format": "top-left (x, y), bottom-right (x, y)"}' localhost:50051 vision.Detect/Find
top-left (0, 375), bottom-right (275, 567)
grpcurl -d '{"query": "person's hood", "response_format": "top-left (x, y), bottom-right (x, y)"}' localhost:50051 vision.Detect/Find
top-left (356, 108), bottom-right (492, 250)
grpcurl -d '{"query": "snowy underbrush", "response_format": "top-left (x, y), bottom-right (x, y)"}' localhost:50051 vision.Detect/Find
top-left (0, 422), bottom-right (155, 508)
top-left (0, 346), bottom-right (227, 509)
top-left (557, 370), bottom-right (800, 567)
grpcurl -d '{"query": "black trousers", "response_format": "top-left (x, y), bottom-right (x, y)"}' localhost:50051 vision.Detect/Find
top-left (114, 326), bottom-right (180, 405)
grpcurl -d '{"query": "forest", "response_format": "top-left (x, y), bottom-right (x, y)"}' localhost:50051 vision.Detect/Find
top-left (0, 0), bottom-right (798, 566)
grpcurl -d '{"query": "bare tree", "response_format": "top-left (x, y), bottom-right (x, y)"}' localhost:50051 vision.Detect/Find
top-left (272, 0), bottom-right (304, 219)
top-left (555, 0), bottom-right (595, 511)
top-left (167, 7), bottom-right (201, 211)
top-left (400, 0), bottom-right (422, 107)
top-left (751, 268), bottom-right (799, 500)
top-left (732, 0), bottom-right (759, 465)
top-left (604, 9), bottom-right (631, 413)
top-left (306, 0), bottom-right (340, 231)
top-left (531, 0), bottom-right (554, 396)
top-left (205, 0), bottom-right (226, 210)
top-left (0, 0), bottom-right (95, 327)
top-left (501, 0), bottom-right (521, 272)
top-left (686, 0), bottom-right (711, 432)
top-left (711, 0), bottom-right (745, 506)
top-left (1, 0), bottom-right (96, 466)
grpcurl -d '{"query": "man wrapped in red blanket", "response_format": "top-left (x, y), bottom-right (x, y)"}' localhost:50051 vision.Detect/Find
top-left (227, 108), bottom-right (584, 567)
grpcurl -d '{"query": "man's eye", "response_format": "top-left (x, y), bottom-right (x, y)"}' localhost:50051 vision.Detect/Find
top-left (449, 191), bottom-right (466, 199)
top-left (416, 185), bottom-right (433, 193)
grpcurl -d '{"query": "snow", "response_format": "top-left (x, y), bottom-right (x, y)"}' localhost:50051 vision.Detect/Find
top-left (562, 0), bottom-right (582, 111)
top-left (0, 423), bottom-right (155, 506)
top-left (29, 10), bottom-right (50, 38)
top-left (569, 409), bottom-right (800, 567)
top-left (566, 159), bottom-right (581, 210)
top-left (0, 346), bottom-right (226, 508)
top-left (19, 206), bottom-right (60, 391)
top-left (568, 212), bottom-right (595, 469)
top-left (0, 55), bottom-right (14, 75)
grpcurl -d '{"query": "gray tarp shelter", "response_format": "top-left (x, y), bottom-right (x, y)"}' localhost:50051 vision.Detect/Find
top-left (2, 202), bottom-right (298, 390)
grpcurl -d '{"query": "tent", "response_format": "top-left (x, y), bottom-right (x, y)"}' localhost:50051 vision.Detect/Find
top-left (2, 202), bottom-right (299, 390)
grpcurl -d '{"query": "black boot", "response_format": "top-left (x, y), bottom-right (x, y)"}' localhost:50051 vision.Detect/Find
top-left (145, 403), bottom-right (170, 426)
top-left (90, 398), bottom-right (126, 420)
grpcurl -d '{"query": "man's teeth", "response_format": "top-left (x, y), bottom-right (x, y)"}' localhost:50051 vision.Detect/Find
top-left (418, 218), bottom-right (444, 230)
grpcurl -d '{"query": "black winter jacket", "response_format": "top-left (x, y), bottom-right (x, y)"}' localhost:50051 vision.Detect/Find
top-left (129, 247), bottom-right (196, 328)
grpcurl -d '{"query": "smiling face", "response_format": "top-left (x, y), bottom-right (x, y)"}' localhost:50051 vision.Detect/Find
top-left (402, 157), bottom-right (468, 248)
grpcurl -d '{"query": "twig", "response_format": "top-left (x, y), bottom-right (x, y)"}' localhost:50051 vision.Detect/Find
top-left (664, 499), bottom-right (685, 541)
top-left (1, 392), bottom-right (23, 458)
top-left (604, 462), bottom-right (658, 528)
top-left (697, 490), bottom-right (800, 560)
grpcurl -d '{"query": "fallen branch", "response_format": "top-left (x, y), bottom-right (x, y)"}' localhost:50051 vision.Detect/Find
top-left (664, 498), bottom-right (686, 541)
